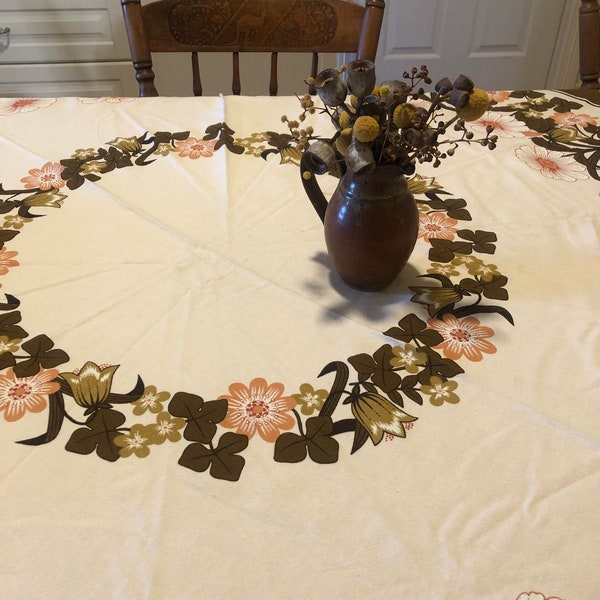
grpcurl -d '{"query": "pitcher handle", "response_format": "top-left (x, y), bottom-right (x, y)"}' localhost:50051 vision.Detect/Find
top-left (300, 151), bottom-right (330, 223)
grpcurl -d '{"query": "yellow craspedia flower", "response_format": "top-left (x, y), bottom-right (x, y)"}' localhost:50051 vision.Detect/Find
top-left (338, 110), bottom-right (351, 129)
top-left (353, 116), bottom-right (380, 142)
top-left (372, 85), bottom-right (380, 96)
top-left (335, 128), bottom-right (353, 155)
top-left (456, 88), bottom-right (490, 121)
top-left (350, 94), bottom-right (359, 108)
top-left (393, 103), bottom-right (417, 128)
top-left (379, 84), bottom-right (390, 96)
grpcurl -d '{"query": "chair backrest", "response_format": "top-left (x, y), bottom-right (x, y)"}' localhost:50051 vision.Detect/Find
top-left (120, 0), bottom-right (386, 97)
top-left (579, 0), bottom-right (600, 89)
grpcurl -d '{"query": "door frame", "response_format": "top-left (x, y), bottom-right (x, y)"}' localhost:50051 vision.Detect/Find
top-left (547, 1), bottom-right (580, 89)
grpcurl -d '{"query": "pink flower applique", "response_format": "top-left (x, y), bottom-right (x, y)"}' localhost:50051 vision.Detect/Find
top-left (20, 161), bottom-right (66, 190)
top-left (0, 367), bottom-right (60, 422)
top-left (78, 97), bottom-right (135, 104)
top-left (219, 377), bottom-right (296, 442)
top-left (175, 137), bottom-right (217, 159)
top-left (418, 212), bottom-right (458, 242)
top-left (551, 111), bottom-right (597, 128)
top-left (427, 314), bottom-right (496, 362)
top-left (487, 90), bottom-right (511, 103)
top-left (515, 145), bottom-right (588, 182)
top-left (470, 112), bottom-right (529, 138)
top-left (0, 247), bottom-right (19, 275)
top-left (515, 592), bottom-right (565, 600)
top-left (0, 98), bottom-right (56, 116)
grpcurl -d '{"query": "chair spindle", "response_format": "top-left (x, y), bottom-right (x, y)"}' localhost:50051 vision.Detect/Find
top-left (270, 52), bottom-right (278, 96)
top-left (192, 52), bottom-right (202, 96)
top-left (233, 52), bottom-right (241, 95)
top-left (310, 53), bottom-right (319, 95)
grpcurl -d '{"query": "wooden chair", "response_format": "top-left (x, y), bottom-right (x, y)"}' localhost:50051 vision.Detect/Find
top-left (120, 0), bottom-right (386, 97)
top-left (579, 0), bottom-right (600, 89)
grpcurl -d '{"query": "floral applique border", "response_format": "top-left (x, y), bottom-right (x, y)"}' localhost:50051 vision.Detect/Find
top-left (0, 105), bottom-right (525, 481)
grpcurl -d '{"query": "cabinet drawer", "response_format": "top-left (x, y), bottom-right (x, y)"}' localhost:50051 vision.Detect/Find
top-left (0, 62), bottom-right (138, 97)
top-left (0, 0), bottom-right (129, 63)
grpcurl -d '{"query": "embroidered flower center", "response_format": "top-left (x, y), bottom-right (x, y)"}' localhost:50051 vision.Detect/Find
top-left (12, 99), bottom-right (36, 109)
top-left (450, 328), bottom-right (472, 343)
top-left (9, 383), bottom-right (32, 402)
top-left (158, 421), bottom-right (172, 434)
top-left (304, 393), bottom-right (320, 406)
top-left (536, 157), bottom-right (559, 172)
top-left (246, 400), bottom-right (269, 419)
top-left (142, 394), bottom-right (158, 407)
top-left (424, 223), bottom-right (442, 232)
top-left (128, 433), bottom-right (147, 448)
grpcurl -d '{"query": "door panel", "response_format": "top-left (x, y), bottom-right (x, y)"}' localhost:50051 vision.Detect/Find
top-left (376, 0), bottom-right (567, 90)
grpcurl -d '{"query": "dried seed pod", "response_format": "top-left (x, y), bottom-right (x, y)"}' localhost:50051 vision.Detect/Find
top-left (434, 77), bottom-right (453, 94)
top-left (314, 68), bottom-right (348, 107)
top-left (346, 60), bottom-right (376, 99)
top-left (453, 74), bottom-right (475, 92)
top-left (345, 141), bottom-right (376, 173)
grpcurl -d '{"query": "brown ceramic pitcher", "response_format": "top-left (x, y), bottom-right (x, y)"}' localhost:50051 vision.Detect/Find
top-left (301, 155), bottom-right (419, 291)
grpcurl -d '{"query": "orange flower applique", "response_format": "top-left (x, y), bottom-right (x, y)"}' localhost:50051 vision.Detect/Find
top-left (418, 212), bottom-right (458, 242)
top-left (0, 247), bottom-right (19, 275)
top-left (219, 377), bottom-right (296, 442)
top-left (0, 367), bottom-right (60, 422)
top-left (175, 137), bottom-right (217, 159)
top-left (20, 161), bottom-right (66, 190)
top-left (427, 314), bottom-right (496, 362)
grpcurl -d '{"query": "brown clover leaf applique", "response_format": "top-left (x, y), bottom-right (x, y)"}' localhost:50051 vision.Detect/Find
top-left (65, 408), bottom-right (126, 462)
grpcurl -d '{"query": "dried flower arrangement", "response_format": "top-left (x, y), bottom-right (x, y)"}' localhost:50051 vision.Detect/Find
top-left (282, 61), bottom-right (497, 176)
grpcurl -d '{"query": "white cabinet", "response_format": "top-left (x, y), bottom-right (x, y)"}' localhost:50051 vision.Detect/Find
top-left (0, 0), bottom-right (138, 97)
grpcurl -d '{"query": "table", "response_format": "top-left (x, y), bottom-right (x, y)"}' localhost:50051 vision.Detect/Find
top-left (0, 89), bottom-right (598, 599)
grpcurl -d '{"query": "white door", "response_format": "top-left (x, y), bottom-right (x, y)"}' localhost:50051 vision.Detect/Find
top-left (375, 0), bottom-right (569, 91)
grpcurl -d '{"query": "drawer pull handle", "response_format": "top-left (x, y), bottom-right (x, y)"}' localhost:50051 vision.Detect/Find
top-left (0, 27), bottom-right (10, 35)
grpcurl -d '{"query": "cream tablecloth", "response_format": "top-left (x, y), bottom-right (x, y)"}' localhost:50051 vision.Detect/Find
top-left (0, 90), bottom-right (598, 599)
